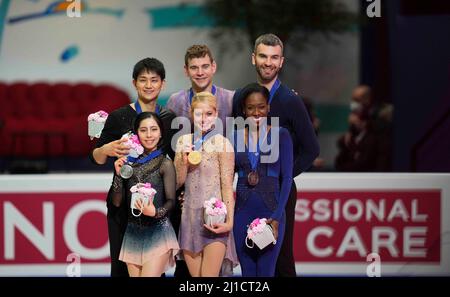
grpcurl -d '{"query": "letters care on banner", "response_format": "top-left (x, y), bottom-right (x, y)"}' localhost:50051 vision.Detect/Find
top-left (295, 191), bottom-right (440, 262)
top-left (293, 173), bottom-right (449, 276)
top-left (0, 173), bottom-right (449, 276)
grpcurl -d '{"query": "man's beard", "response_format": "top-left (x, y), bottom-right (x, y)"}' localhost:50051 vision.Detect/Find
top-left (256, 64), bottom-right (279, 83)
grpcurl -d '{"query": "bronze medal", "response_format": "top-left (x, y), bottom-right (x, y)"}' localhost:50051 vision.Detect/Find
top-left (247, 171), bottom-right (259, 186)
top-left (188, 151), bottom-right (202, 165)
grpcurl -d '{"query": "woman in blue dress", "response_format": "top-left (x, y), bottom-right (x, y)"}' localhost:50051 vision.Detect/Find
top-left (233, 83), bottom-right (293, 276)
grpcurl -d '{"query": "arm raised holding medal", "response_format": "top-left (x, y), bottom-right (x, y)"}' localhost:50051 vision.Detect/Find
top-left (174, 137), bottom-right (194, 189)
top-left (115, 112), bottom-right (179, 277)
top-left (89, 58), bottom-right (182, 277)
top-left (114, 156), bottom-right (127, 176)
top-left (175, 92), bottom-right (238, 277)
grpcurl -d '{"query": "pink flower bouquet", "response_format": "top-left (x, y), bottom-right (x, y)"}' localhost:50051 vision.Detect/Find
top-left (130, 183), bottom-right (157, 217)
top-left (121, 132), bottom-right (144, 158)
top-left (203, 197), bottom-right (227, 227)
top-left (245, 218), bottom-right (276, 249)
top-left (87, 110), bottom-right (108, 139)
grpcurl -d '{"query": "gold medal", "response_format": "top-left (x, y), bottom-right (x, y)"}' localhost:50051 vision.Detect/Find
top-left (188, 151), bottom-right (202, 165)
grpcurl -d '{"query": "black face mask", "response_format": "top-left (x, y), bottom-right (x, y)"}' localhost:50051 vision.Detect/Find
top-left (349, 124), bottom-right (360, 136)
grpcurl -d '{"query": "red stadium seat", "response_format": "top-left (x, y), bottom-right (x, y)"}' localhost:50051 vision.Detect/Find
top-left (50, 83), bottom-right (75, 118)
top-left (8, 82), bottom-right (30, 118)
top-left (73, 83), bottom-right (95, 116)
top-left (0, 81), bottom-right (130, 161)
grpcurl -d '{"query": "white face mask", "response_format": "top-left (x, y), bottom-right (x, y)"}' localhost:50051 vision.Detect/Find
top-left (350, 101), bottom-right (362, 112)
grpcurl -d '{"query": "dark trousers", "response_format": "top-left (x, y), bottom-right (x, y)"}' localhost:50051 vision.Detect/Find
top-left (170, 201), bottom-right (191, 278)
top-left (234, 192), bottom-right (285, 277)
top-left (275, 182), bottom-right (297, 277)
top-left (107, 205), bottom-right (128, 277)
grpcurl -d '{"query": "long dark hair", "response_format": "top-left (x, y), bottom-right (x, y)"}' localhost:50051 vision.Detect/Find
top-left (133, 112), bottom-right (164, 148)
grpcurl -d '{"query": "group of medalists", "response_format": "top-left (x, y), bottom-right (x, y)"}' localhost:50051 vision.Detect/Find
top-left (89, 33), bottom-right (320, 277)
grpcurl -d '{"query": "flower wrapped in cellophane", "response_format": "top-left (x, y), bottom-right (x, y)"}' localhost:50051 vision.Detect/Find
top-left (245, 218), bottom-right (276, 250)
top-left (122, 132), bottom-right (144, 158)
top-left (87, 110), bottom-right (108, 139)
top-left (203, 197), bottom-right (227, 227)
top-left (130, 182), bottom-right (157, 217)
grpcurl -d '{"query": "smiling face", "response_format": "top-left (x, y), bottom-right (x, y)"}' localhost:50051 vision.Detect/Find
top-left (137, 117), bottom-right (161, 152)
top-left (252, 44), bottom-right (284, 84)
top-left (244, 92), bottom-right (270, 126)
top-left (133, 70), bottom-right (165, 103)
top-left (185, 55), bottom-right (216, 92)
top-left (192, 101), bottom-right (218, 133)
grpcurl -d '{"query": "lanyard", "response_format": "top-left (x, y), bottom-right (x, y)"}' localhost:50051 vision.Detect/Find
top-left (189, 85), bottom-right (217, 105)
top-left (247, 124), bottom-right (267, 171)
top-left (192, 128), bottom-right (218, 151)
top-left (268, 79), bottom-right (281, 105)
top-left (127, 149), bottom-right (162, 164)
top-left (135, 100), bottom-right (160, 115)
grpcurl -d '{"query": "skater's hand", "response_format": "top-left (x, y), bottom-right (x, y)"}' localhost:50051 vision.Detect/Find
top-left (266, 218), bottom-right (279, 241)
top-left (135, 197), bottom-right (156, 217)
top-left (103, 138), bottom-right (130, 158)
top-left (114, 157), bottom-right (127, 176)
top-left (204, 221), bottom-right (232, 234)
top-left (181, 144), bottom-right (193, 165)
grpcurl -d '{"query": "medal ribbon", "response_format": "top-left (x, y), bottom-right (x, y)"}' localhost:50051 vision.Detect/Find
top-left (247, 124), bottom-right (267, 171)
top-left (135, 100), bottom-right (160, 115)
top-left (192, 128), bottom-right (218, 151)
top-left (189, 85), bottom-right (217, 105)
top-left (127, 149), bottom-right (162, 164)
top-left (268, 79), bottom-right (281, 105)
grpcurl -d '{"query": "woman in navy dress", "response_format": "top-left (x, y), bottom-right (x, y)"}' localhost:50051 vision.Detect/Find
top-left (233, 83), bottom-right (293, 276)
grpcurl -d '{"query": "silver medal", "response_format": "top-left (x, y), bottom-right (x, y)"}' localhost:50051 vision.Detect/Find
top-left (120, 164), bottom-right (133, 179)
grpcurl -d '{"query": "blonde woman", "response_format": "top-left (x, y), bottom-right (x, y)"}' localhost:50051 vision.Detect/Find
top-left (174, 92), bottom-right (238, 276)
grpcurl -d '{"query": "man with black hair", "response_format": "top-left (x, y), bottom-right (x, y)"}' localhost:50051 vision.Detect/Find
top-left (89, 57), bottom-right (179, 277)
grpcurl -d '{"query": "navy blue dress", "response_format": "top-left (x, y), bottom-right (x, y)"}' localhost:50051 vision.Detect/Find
top-left (233, 127), bottom-right (293, 276)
